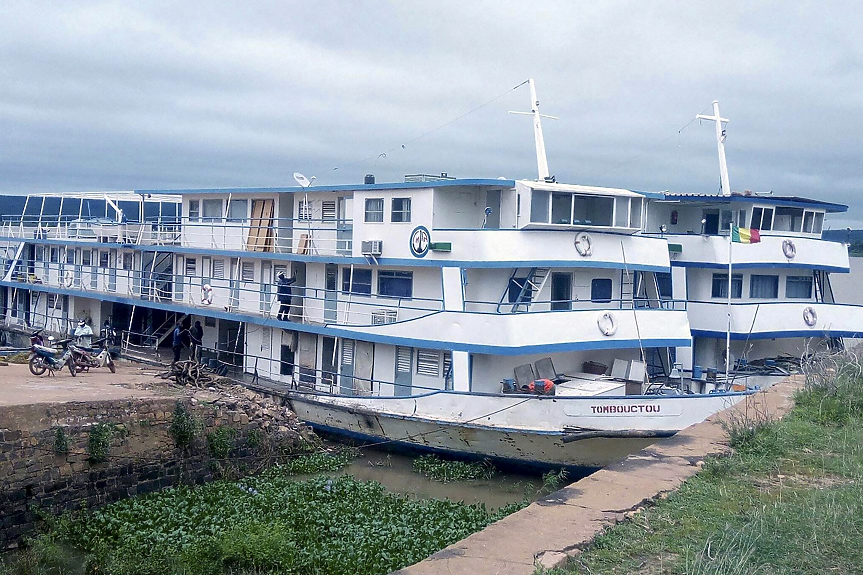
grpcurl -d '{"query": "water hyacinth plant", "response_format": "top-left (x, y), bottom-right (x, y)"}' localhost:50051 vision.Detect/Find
top-left (17, 450), bottom-right (523, 575)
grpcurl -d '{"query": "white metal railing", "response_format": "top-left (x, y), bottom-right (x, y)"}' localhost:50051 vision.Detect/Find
top-left (0, 215), bottom-right (353, 256)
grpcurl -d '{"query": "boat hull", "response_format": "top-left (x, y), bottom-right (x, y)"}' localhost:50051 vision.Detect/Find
top-left (283, 389), bottom-right (749, 468)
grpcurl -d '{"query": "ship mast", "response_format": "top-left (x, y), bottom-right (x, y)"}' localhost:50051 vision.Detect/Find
top-left (697, 101), bottom-right (731, 196)
top-left (510, 78), bottom-right (558, 181)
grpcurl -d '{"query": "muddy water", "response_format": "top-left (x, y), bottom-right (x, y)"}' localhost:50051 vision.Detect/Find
top-left (334, 448), bottom-right (553, 510)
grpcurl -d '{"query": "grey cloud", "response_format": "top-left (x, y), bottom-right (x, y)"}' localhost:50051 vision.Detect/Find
top-left (0, 1), bottom-right (861, 224)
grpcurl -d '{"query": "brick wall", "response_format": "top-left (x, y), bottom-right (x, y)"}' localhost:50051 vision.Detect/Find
top-left (0, 396), bottom-right (311, 548)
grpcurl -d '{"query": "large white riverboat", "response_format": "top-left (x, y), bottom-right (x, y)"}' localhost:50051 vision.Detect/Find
top-left (4, 87), bottom-right (830, 469)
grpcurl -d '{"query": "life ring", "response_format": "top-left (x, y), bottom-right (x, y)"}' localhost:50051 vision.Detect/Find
top-left (597, 312), bottom-right (617, 336)
top-left (574, 232), bottom-right (593, 257)
top-left (201, 284), bottom-right (214, 305)
top-left (62, 270), bottom-right (74, 288)
top-left (782, 239), bottom-right (796, 259)
top-left (803, 306), bottom-right (817, 327)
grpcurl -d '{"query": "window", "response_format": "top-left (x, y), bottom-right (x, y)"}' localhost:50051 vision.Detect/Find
top-left (591, 278), bottom-right (613, 303)
top-left (574, 195), bottom-right (614, 226)
top-left (212, 259), bottom-right (225, 279)
top-left (813, 212), bottom-right (824, 234)
top-left (786, 276), bottom-right (813, 299)
top-left (185, 258), bottom-right (197, 277)
top-left (655, 272), bottom-right (673, 300)
top-left (189, 200), bottom-right (200, 221)
top-left (802, 211), bottom-right (815, 233)
top-left (50, 248), bottom-right (59, 263)
top-left (205, 316), bottom-right (216, 327)
top-left (551, 193), bottom-right (572, 224)
top-left (298, 199), bottom-right (312, 221)
top-left (65, 249), bottom-right (75, 265)
top-left (391, 198), bottom-right (411, 222)
top-left (82, 250), bottom-right (91, 266)
top-left (530, 190), bottom-right (550, 223)
top-left (341, 268), bottom-right (372, 294)
top-left (416, 349), bottom-right (442, 377)
top-left (443, 351), bottom-right (453, 390)
top-left (711, 273), bottom-right (743, 298)
top-left (364, 198), bottom-right (384, 222)
top-left (749, 274), bottom-right (779, 299)
top-left (202, 199), bottom-right (223, 222)
top-left (35, 247), bottom-right (43, 262)
top-left (122, 253), bottom-right (133, 270)
top-left (378, 270), bottom-right (412, 298)
top-left (773, 207), bottom-right (804, 232)
top-left (99, 251), bottom-right (109, 268)
top-left (228, 199), bottom-right (248, 222)
top-left (750, 207), bottom-right (773, 231)
top-left (241, 261), bottom-right (254, 282)
top-left (322, 200), bottom-right (336, 221)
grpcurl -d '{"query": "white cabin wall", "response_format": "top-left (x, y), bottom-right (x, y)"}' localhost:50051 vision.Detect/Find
top-left (351, 188), bottom-right (434, 260)
top-left (432, 188), bottom-right (486, 229)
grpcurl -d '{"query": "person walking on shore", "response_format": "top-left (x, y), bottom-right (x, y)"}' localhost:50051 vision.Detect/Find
top-left (190, 320), bottom-right (204, 363)
top-left (172, 323), bottom-right (183, 364)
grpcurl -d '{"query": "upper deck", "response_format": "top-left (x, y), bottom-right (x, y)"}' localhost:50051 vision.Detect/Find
top-left (644, 192), bottom-right (850, 272)
top-left (0, 178), bottom-right (670, 271)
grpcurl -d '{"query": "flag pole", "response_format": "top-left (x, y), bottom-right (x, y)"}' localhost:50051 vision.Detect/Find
top-left (726, 222), bottom-right (733, 382)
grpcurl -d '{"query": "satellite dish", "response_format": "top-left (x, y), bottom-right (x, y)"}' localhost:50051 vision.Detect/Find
top-left (293, 172), bottom-right (316, 188)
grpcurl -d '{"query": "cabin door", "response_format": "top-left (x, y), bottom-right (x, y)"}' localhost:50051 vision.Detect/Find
top-left (324, 264), bottom-right (338, 322)
top-left (108, 249), bottom-right (117, 292)
top-left (321, 336), bottom-right (337, 391)
top-left (394, 346), bottom-right (412, 397)
top-left (340, 338), bottom-right (355, 395)
top-left (551, 272), bottom-right (572, 311)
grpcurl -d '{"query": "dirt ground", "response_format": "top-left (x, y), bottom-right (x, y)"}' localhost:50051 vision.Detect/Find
top-left (0, 361), bottom-right (181, 406)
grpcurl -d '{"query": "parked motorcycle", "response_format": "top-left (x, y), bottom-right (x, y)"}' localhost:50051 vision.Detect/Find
top-left (70, 337), bottom-right (116, 373)
top-left (29, 336), bottom-right (77, 377)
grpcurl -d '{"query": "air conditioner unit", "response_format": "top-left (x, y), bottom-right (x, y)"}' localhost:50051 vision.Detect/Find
top-left (371, 309), bottom-right (397, 325)
top-left (361, 240), bottom-right (383, 256)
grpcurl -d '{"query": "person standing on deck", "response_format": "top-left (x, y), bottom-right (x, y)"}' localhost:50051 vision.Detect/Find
top-left (276, 271), bottom-right (297, 321)
top-left (172, 324), bottom-right (183, 364)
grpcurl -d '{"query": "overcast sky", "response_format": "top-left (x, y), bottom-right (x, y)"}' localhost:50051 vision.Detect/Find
top-left (1, 1), bottom-right (861, 227)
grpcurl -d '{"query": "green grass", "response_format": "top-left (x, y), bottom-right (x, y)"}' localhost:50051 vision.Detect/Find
top-left (4, 449), bottom-right (523, 575)
top-left (550, 354), bottom-right (863, 574)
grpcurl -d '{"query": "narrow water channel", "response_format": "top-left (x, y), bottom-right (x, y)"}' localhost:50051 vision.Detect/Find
top-left (333, 447), bottom-right (574, 509)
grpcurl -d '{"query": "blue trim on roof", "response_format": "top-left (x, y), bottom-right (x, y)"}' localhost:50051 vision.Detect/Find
top-left (657, 193), bottom-right (847, 213)
top-left (670, 260), bottom-right (850, 273)
top-left (136, 178), bottom-right (517, 196)
top-left (692, 329), bottom-right (863, 340)
top-left (0, 280), bottom-right (690, 353)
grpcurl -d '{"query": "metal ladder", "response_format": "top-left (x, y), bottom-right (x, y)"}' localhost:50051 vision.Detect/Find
top-left (496, 267), bottom-right (550, 313)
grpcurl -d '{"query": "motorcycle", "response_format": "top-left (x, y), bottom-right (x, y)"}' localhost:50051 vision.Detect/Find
top-left (29, 336), bottom-right (77, 377)
top-left (70, 337), bottom-right (116, 373)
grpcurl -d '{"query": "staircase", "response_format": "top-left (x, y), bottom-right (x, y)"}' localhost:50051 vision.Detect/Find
top-left (143, 252), bottom-right (173, 301)
top-left (620, 269), bottom-right (636, 309)
top-left (2, 243), bottom-right (25, 282)
top-left (496, 267), bottom-right (550, 313)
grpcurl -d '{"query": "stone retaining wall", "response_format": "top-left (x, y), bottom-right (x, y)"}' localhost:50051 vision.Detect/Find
top-left (0, 393), bottom-right (314, 549)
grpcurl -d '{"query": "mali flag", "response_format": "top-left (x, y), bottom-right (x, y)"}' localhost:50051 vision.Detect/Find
top-left (731, 225), bottom-right (760, 244)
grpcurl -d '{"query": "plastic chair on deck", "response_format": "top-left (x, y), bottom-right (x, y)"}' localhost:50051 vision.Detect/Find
top-left (513, 364), bottom-right (536, 390)
top-left (534, 357), bottom-right (568, 384)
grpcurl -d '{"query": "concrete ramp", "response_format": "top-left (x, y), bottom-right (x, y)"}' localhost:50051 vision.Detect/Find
top-left (397, 377), bottom-right (800, 574)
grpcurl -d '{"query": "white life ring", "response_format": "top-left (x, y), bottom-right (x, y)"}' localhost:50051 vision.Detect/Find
top-left (597, 311), bottom-right (617, 336)
top-left (574, 232), bottom-right (593, 257)
top-left (201, 284), bottom-right (214, 305)
top-left (782, 239), bottom-right (796, 259)
top-left (63, 270), bottom-right (74, 288)
top-left (803, 306), bottom-right (817, 327)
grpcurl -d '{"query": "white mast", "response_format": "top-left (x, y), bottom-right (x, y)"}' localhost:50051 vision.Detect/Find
top-left (509, 78), bottom-right (558, 181)
top-left (697, 101), bottom-right (731, 196)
